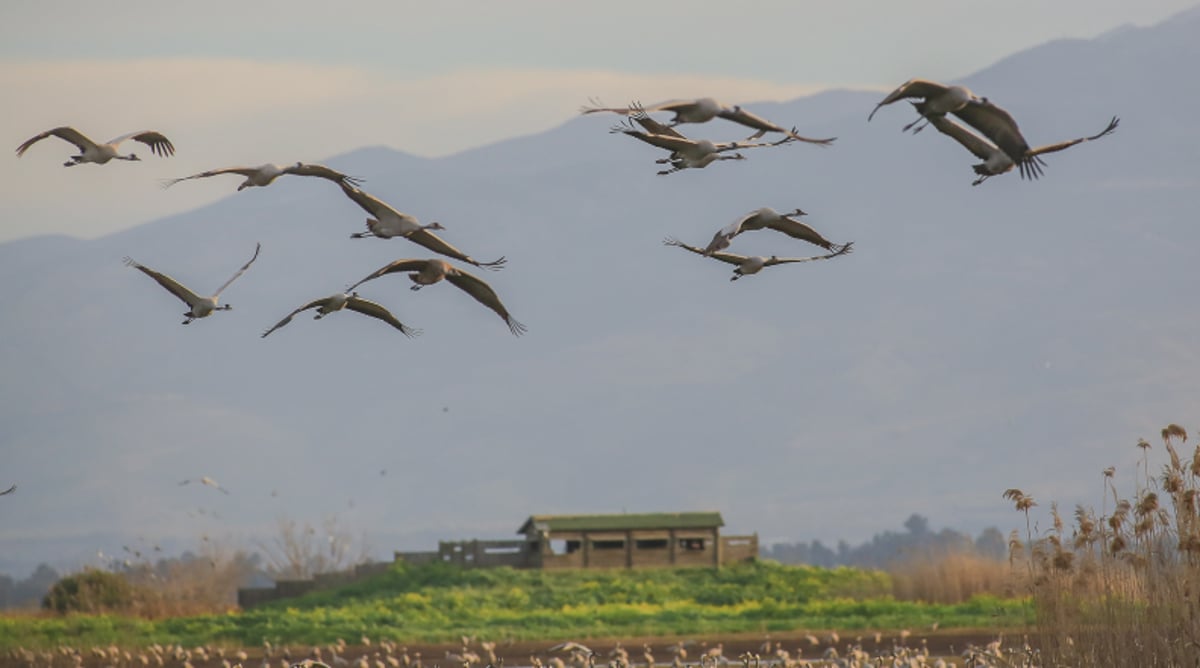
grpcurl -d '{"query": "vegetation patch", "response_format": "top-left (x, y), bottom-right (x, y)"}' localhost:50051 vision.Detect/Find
top-left (1, 560), bottom-right (1031, 649)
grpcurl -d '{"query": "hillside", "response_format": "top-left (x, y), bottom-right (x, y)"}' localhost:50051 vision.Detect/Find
top-left (1, 9), bottom-right (1199, 575)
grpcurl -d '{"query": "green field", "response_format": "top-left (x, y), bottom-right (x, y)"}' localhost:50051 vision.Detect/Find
top-left (1, 560), bottom-right (1031, 649)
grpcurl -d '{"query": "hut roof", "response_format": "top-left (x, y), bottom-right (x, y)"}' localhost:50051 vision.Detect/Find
top-left (518, 511), bottom-right (724, 534)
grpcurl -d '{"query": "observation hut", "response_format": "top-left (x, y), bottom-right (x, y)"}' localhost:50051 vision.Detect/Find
top-left (241, 511), bottom-right (758, 607)
top-left (408, 510), bottom-right (758, 570)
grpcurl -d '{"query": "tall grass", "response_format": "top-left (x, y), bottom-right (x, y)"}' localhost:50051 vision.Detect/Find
top-left (888, 551), bottom-right (1013, 603)
top-left (1006, 423), bottom-right (1200, 667)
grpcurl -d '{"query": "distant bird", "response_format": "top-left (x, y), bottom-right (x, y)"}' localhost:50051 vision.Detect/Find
top-left (0, 484), bottom-right (14, 496)
top-left (347, 258), bottom-right (526, 336)
top-left (16, 126), bottom-right (175, 166)
top-left (339, 183), bottom-right (506, 270)
top-left (610, 109), bottom-right (795, 175)
top-left (664, 237), bottom-right (852, 280)
top-left (664, 642), bottom-right (692, 661)
top-left (162, 162), bottom-right (362, 191)
top-left (916, 101), bottom-right (1120, 184)
top-left (548, 643), bottom-right (593, 656)
top-left (867, 78), bottom-right (980, 132)
top-left (582, 97), bottom-right (835, 144)
top-left (179, 476), bottom-right (230, 495)
top-left (703, 207), bottom-right (850, 255)
top-left (701, 644), bottom-right (727, 665)
top-left (123, 243), bottom-right (260, 324)
top-left (260, 292), bottom-right (421, 338)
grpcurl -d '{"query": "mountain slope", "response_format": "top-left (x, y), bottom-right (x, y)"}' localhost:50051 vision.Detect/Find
top-left (1, 10), bottom-right (1198, 576)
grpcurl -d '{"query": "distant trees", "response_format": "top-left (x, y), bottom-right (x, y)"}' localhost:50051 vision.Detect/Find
top-left (0, 563), bottom-right (60, 610)
top-left (257, 515), bottom-right (371, 580)
top-left (763, 514), bottom-right (1007, 569)
top-left (762, 515), bottom-right (1013, 603)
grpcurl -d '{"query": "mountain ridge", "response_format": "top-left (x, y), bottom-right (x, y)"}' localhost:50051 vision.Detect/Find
top-left (1, 10), bottom-right (1197, 577)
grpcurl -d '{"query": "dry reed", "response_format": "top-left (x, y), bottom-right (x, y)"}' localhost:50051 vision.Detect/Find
top-left (888, 550), bottom-right (1014, 603)
top-left (1007, 423), bottom-right (1200, 667)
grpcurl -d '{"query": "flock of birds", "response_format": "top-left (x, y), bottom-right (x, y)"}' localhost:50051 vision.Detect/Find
top-left (4, 634), bottom-right (1037, 668)
top-left (14, 78), bottom-right (1118, 343)
top-left (16, 127), bottom-right (522, 338)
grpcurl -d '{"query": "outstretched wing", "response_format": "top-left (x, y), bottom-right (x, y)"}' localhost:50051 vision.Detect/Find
top-left (626, 132), bottom-right (695, 152)
top-left (404, 230), bottom-right (506, 270)
top-left (917, 102), bottom-right (1000, 162)
top-left (261, 297), bottom-right (329, 338)
top-left (868, 79), bottom-right (952, 121)
top-left (702, 213), bottom-right (757, 254)
top-left (713, 136), bottom-right (794, 152)
top-left (0, 484), bottom-right (15, 496)
top-left (766, 217), bottom-right (842, 251)
top-left (338, 182), bottom-right (394, 218)
top-left (161, 166), bottom-right (260, 188)
top-left (108, 130), bottom-right (175, 157)
top-left (1029, 116), bottom-right (1120, 157)
top-left (581, 97), bottom-right (695, 117)
top-left (952, 100), bottom-right (1034, 171)
top-left (765, 242), bottom-right (855, 266)
top-left (626, 106), bottom-right (688, 139)
top-left (212, 242), bottom-right (261, 298)
top-left (611, 121), bottom-right (697, 152)
top-left (16, 126), bottom-right (96, 156)
top-left (548, 642), bottom-right (594, 655)
top-left (284, 163), bottom-right (363, 187)
top-left (663, 237), bottom-right (747, 266)
top-left (345, 296), bottom-right (422, 338)
top-left (717, 107), bottom-right (836, 144)
top-left (347, 258), bottom-right (432, 291)
top-left (444, 270), bottom-right (526, 336)
top-left (124, 257), bottom-right (205, 308)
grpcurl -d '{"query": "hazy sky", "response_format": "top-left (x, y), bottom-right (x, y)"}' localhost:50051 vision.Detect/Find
top-left (3, 1), bottom-right (1196, 242)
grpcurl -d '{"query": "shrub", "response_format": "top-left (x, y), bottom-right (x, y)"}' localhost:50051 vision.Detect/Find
top-left (42, 569), bottom-right (138, 614)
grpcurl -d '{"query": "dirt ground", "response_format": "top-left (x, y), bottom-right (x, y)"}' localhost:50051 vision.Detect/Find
top-left (2, 629), bottom-right (1024, 667)
top-left (285, 629), bottom-right (1017, 666)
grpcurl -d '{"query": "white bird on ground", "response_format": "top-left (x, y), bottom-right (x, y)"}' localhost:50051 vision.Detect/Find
top-left (916, 100), bottom-right (1120, 184)
top-left (703, 207), bottom-right (851, 255)
top-left (867, 78), bottom-right (981, 132)
top-left (16, 126), bottom-right (175, 166)
top-left (260, 292), bottom-right (421, 338)
top-left (162, 162), bottom-right (362, 191)
top-left (664, 237), bottom-right (853, 281)
top-left (347, 258), bottom-right (526, 336)
top-left (124, 243), bottom-right (261, 324)
top-left (339, 183), bottom-right (506, 270)
top-left (582, 97), bottom-right (835, 144)
top-left (610, 109), bottom-right (795, 175)
top-left (178, 476), bottom-right (230, 495)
